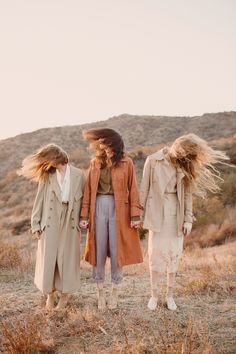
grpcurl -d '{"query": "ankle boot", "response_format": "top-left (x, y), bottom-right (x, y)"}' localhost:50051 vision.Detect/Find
top-left (108, 284), bottom-right (118, 309)
top-left (147, 289), bottom-right (158, 310)
top-left (166, 296), bottom-right (177, 311)
top-left (97, 284), bottom-right (106, 310)
top-left (56, 293), bottom-right (68, 309)
top-left (46, 292), bottom-right (55, 310)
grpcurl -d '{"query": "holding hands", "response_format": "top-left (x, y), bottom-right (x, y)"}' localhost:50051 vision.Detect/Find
top-left (130, 220), bottom-right (142, 229)
top-left (79, 219), bottom-right (89, 229)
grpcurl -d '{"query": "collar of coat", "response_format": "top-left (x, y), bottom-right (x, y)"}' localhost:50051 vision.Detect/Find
top-left (149, 147), bottom-right (185, 188)
top-left (92, 156), bottom-right (129, 169)
top-left (49, 165), bottom-right (82, 211)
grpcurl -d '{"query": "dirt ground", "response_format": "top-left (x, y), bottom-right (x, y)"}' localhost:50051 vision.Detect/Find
top-left (0, 237), bottom-right (235, 354)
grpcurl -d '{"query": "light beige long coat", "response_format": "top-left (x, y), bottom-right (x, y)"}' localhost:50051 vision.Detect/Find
top-left (31, 165), bottom-right (85, 294)
top-left (139, 149), bottom-right (193, 236)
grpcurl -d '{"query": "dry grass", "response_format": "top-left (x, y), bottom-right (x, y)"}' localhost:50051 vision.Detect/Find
top-left (0, 240), bottom-right (22, 269)
top-left (0, 240), bottom-right (235, 353)
top-left (179, 243), bottom-right (236, 296)
top-left (1, 312), bottom-right (50, 354)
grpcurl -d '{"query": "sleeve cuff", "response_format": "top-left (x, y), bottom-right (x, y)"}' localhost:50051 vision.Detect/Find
top-left (131, 216), bottom-right (140, 222)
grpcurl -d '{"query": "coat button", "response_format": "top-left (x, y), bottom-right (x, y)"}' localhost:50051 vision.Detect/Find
top-left (72, 218), bottom-right (74, 221)
top-left (50, 199), bottom-right (53, 202)
top-left (47, 225), bottom-right (50, 228)
top-left (72, 226), bottom-right (75, 229)
top-left (50, 208), bottom-right (52, 210)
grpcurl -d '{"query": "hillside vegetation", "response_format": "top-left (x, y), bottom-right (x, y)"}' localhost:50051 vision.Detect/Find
top-left (0, 112), bottom-right (236, 353)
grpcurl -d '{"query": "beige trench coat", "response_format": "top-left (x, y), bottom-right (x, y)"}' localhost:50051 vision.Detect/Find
top-left (31, 165), bottom-right (85, 294)
top-left (139, 149), bottom-right (193, 236)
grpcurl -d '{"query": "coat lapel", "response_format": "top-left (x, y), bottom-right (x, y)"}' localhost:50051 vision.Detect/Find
top-left (50, 173), bottom-right (62, 203)
top-left (152, 148), bottom-right (176, 196)
top-left (176, 167), bottom-right (185, 203)
top-left (68, 166), bottom-right (81, 212)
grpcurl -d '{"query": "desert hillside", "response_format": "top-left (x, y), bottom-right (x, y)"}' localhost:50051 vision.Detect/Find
top-left (0, 112), bottom-right (236, 353)
top-left (0, 111), bottom-right (236, 178)
top-left (0, 111), bottom-right (236, 246)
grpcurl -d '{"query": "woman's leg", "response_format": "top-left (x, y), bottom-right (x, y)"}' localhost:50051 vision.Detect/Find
top-left (148, 230), bottom-right (167, 310)
top-left (148, 270), bottom-right (166, 310)
top-left (93, 196), bottom-right (109, 309)
top-left (46, 292), bottom-right (55, 310)
top-left (108, 196), bottom-right (122, 309)
top-left (56, 293), bottom-right (69, 309)
top-left (166, 272), bottom-right (177, 311)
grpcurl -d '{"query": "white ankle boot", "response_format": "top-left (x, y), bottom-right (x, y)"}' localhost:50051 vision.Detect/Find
top-left (147, 297), bottom-right (158, 310)
top-left (97, 285), bottom-right (106, 310)
top-left (166, 296), bottom-right (177, 311)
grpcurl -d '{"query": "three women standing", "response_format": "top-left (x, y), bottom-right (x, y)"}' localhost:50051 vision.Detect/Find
top-left (79, 128), bottom-right (143, 309)
top-left (19, 144), bottom-right (85, 309)
top-left (20, 132), bottom-right (227, 313)
top-left (140, 134), bottom-right (228, 311)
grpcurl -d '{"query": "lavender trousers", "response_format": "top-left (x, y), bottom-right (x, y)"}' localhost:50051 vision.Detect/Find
top-left (92, 195), bottom-right (123, 284)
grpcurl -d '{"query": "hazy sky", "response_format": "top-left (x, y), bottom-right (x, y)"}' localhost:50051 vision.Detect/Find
top-left (0, 0), bottom-right (235, 140)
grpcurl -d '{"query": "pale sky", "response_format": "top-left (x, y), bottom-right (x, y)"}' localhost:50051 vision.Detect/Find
top-left (0, 0), bottom-right (235, 140)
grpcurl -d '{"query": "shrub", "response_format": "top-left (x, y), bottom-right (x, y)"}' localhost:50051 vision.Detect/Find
top-left (220, 171), bottom-right (236, 206)
top-left (1, 313), bottom-right (50, 354)
top-left (0, 240), bottom-right (22, 269)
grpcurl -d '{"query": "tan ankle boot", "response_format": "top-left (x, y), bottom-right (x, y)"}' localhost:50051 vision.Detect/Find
top-left (56, 293), bottom-right (68, 309)
top-left (108, 284), bottom-right (118, 309)
top-left (97, 284), bottom-right (106, 310)
top-left (46, 292), bottom-right (55, 310)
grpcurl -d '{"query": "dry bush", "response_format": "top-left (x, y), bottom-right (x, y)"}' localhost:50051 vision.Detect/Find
top-left (1, 313), bottom-right (51, 354)
top-left (110, 313), bottom-right (212, 354)
top-left (187, 220), bottom-right (236, 249)
top-left (10, 218), bottom-right (31, 236)
top-left (179, 243), bottom-right (236, 295)
top-left (69, 147), bottom-right (90, 168)
top-left (0, 240), bottom-right (22, 269)
top-left (220, 171), bottom-right (236, 206)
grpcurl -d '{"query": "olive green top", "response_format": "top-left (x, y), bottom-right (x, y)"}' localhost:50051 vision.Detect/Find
top-left (81, 165), bottom-right (140, 222)
top-left (97, 165), bottom-right (114, 195)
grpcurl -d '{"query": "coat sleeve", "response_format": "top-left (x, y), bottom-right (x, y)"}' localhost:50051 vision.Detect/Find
top-left (128, 159), bottom-right (142, 218)
top-left (184, 184), bottom-right (193, 223)
top-left (31, 182), bottom-right (45, 233)
top-left (139, 156), bottom-right (151, 211)
top-left (80, 166), bottom-right (92, 219)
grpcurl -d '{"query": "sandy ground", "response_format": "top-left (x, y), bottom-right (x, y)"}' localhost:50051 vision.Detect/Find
top-left (0, 238), bottom-right (236, 354)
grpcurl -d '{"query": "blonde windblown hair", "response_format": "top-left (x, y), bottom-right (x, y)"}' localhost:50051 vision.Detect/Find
top-left (18, 144), bottom-right (68, 183)
top-left (168, 133), bottom-right (230, 198)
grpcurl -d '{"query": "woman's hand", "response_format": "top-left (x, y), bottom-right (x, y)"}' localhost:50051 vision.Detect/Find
top-left (33, 230), bottom-right (42, 240)
top-left (130, 220), bottom-right (142, 229)
top-left (183, 222), bottom-right (192, 236)
top-left (79, 220), bottom-right (89, 229)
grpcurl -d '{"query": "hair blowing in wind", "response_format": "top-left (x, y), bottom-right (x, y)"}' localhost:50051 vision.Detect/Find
top-left (17, 144), bottom-right (68, 183)
top-left (168, 134), bottom-right (230, 198)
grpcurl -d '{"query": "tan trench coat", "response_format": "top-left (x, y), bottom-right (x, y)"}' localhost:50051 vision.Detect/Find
top-left (31, 165), bottom-right (85, 294)
top-left (139, 149), bottom-right (193, 236)
top-left (80, 157), bottom-right (143, 267)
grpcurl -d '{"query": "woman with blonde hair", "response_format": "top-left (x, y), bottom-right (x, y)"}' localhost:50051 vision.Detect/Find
top-left (79, 128), bottom-right (143, 310)
top-left (140, 134), bottom-right (229, 311)
top-left (18, 144), bottom-right (85, 309)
